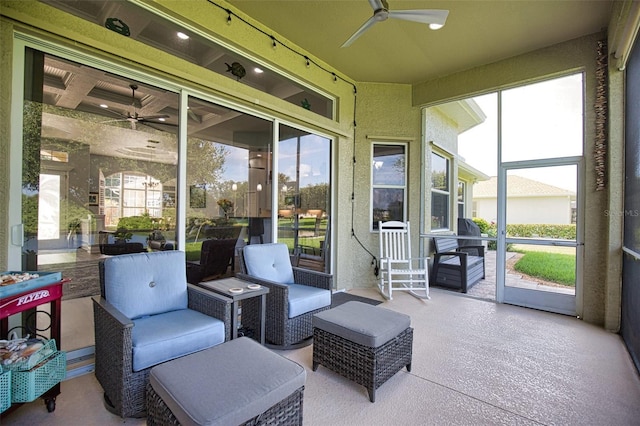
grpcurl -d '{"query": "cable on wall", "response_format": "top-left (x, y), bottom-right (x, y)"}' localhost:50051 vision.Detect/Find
top-left (348, 88), bottom-right (380, 276)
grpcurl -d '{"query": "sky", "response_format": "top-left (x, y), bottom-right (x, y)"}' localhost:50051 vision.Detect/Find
top-left (457, 73), bottom-right (583, 193)
top-left (221, 134), bottom-right (330, 187)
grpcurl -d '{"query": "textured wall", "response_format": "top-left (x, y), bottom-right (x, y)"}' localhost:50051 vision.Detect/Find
top-left (346, 82), bottom-right (421, 289)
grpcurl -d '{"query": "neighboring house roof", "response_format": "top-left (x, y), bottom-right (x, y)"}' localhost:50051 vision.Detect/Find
top-left (474, 175), bottom-right (575, 198)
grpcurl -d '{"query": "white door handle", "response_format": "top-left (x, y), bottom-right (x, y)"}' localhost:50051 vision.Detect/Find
top-left (11, 223), bottom-right (24, 247)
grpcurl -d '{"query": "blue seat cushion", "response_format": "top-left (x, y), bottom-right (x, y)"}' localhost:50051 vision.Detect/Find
top-left (104, 251), bottom-right (188, 319)
top-left (131, 309), bottom-right (225, 372)
top-left (287, 284), bottom-right (331, 318)
top-left (149, 337), bottom-right (306, 426)
top-left (313, 301), bottom-right (411, 348)
top-left (243, 243), bottom-right (294, 284)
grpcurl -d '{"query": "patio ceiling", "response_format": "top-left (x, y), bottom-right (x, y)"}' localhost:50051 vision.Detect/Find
top-left (229, 0), bottom-right (614, 84)
top-left (34, 0), bottom-right (616, 162)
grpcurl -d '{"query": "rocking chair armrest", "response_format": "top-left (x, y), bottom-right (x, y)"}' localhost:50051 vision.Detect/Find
top-left (380, 256), bottom-right (429, 264)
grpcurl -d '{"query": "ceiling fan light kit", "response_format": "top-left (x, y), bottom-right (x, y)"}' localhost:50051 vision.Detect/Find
top-left (341, 0), bottom-right (449, 47)
top-left (102, 84), bottom-right (171, 130)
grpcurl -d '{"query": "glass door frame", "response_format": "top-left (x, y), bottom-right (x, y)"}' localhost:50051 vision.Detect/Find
top-left (496, 156), bottom-right (584, 316)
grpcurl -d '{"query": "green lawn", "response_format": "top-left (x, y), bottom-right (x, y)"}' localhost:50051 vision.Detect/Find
top-left (185, 242), bottom-right (203, 261)
top-left (513, 251), bottom-right (576, 286)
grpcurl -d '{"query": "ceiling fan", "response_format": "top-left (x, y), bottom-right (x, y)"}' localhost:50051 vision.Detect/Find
top-left (341, 0), bottom-right (449, 47)
top-left (105, 84), bottom-right (171, 130)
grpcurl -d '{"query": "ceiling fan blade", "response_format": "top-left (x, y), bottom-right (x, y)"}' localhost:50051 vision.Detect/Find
top-left (367, 0), bottom-right (385, 11)
top-left (341, 16), bottom-right (379, 48)
top-left (101, 118), bottom-right (128, 125)
top-left (388, 9), bottom-right (449, 26)
top-left (138, 114), bottom-right (170, 121)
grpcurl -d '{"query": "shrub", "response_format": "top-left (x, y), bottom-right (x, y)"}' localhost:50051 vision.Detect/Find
top-left (471, 217), bottom-right (490, 234)
top-left (117, 213), bottom-right (155, 230)
top-left (506, 224), bottom-right (576, 239)
top-left (483, 222), bottom-right (576, 251)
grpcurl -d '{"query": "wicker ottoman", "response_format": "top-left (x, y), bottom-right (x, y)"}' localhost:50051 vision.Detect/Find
top-left (312, 301), bottom-right (413, 402)
top-left (146, 337), bottom-right (306, 425)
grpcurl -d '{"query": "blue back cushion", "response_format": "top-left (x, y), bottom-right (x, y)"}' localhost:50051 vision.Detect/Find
top-left (243, 243), bottom-right (294, 284)
top-left (103, 251), bottom-right (188, 319)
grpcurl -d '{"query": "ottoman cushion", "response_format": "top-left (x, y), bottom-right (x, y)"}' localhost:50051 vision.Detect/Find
top-left (149, 337), bottom-right (306, 426)
top-left (312, 301), bottom-right (411, 348)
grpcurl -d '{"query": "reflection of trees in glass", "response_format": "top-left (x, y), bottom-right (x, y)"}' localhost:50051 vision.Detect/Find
top-left (23, 101), bottom-right (43, 191)
top-left (432, 171), bottom-right (447, 190)
top-left (372, 188), bottom-right (403, 228)
top-left (187, 139), bottom-right (228, 191)
top-left (373, 145), bottom-right (405, 185)
top-left (300, 184), bottom-right (328, 211)
top-left (392, 156), bottom-right (405, 176)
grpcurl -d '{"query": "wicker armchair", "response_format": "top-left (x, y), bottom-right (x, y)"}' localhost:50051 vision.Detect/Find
top-left (93, 251), bottom-right (232, 418)
top-left (236, 243), bottom-right (332, 349)
top-left (186, 238), bottom-right (238, 284)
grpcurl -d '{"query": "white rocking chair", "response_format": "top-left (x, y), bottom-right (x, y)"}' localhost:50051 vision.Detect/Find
top-left (378, 221), bottom-right (430, 300)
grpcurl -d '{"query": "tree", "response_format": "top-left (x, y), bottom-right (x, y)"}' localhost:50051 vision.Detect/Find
top-left (187, 138), bottom-right (228, 192)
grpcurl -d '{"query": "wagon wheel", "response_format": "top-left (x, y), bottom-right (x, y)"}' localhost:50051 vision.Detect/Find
top-left (45, 397), bottom-right (56, 412)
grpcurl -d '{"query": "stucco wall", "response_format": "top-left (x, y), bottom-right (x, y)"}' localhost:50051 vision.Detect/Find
top-left (347, 82), bottom-right (422, 289)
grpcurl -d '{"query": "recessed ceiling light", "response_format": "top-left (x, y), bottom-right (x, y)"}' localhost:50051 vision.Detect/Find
top-left (254, 67), bottom-right (264, 74)
top-left (177, 32), bottom-right (189, 40)
top-left (158, 118), bottom-right (166, 122)
top-left (429, 23), bottom-right (444, 30)
top-left (100, 104), bottom-right (108, 108)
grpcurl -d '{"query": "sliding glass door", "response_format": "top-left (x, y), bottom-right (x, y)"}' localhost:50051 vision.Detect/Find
top-left (498, 161), bottom-right (581, 315)
top-left (9, 39), bottom-right (335, 369)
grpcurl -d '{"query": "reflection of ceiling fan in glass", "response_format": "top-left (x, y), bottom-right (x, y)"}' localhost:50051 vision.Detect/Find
top-left (104, 84), bottom-right (172, 130)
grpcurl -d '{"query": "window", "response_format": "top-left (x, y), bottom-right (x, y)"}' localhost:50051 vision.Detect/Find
top-left (104, 172), bottom-right (163, 227)
top-left (372, 144), bottom-right (406, 230)
top-left (431, 152), bottom-right (450, 230)
top-left (277, 124), bottom-right (331, 258)
top-left (457, 181), bottom-right (466, 219)
top-left (40, 149), bottom-right (68, 162)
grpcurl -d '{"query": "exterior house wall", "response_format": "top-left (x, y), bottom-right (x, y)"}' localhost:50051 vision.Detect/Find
top-left (351, 82), bottom-right (421, 288)
top-left (424, 107), bottom-right (460, 235)
top-left (475, 196), bottom-right (573, 225)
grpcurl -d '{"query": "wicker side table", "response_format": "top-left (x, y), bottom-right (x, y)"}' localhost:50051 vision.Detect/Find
top-left (312, 301), bottom-right (413, 402)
